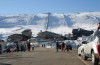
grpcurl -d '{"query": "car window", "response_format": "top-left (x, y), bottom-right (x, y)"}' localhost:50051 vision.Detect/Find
top-left (87, 35), bottom-right (96, 42)
top-left (82, 41), bottom-right (87, 44)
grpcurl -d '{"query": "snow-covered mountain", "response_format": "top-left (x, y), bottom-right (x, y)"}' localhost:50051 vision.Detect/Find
top-left (0, 12), bottom-right (100, 39)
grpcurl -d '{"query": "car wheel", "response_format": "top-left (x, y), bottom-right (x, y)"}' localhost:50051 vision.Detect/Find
top-left (78, 54), bottom-right (81, 56)
top-left (82, 50), bottom-right (88, 60)
top-left (92, 51), bottom-right (99, 65)
top-left (83, 55), bottom-right (88, 60)
top-left (81, 49), bottom-right (84, 58)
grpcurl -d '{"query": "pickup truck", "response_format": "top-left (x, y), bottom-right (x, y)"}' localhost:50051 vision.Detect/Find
top-left (82, 35), bottom-right (100, 65)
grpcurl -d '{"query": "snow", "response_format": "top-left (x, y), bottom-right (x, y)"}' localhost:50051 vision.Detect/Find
top-left (0, 12), bottom-right (100, 39)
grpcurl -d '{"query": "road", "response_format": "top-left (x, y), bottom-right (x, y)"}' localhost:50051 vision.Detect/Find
top-left (0, 47), bottom-right (92, 65)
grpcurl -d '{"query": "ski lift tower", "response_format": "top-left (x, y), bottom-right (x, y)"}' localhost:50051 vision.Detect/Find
top-left (45, 12), bottom-right (51, 31)
top-left (45, 12), bottom-right (51, 39)
top-left (63, 14), bottom-right (69, 36)
top-left (63, 14), bottom-right (68, 27)
top-left (27, 15), bottom-right (34, 25)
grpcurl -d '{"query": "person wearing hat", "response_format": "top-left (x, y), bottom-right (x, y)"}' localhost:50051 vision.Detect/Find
top-left (94, 22), bottom-right (100, 38)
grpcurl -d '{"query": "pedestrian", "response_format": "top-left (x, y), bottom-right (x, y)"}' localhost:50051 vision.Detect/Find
top-left (27, 41), bottom-right (31, 52)
top-left (61, 42), bottom-right (66, 52)
top-left (20, 43), bottom-right (24, 52)
top-left (15, 41), bottom-right (19, 52)
top-left (42, 44), bottom-right (44, 47)
top-left (0, 44), bottom-right (2, 54)
top-left (94, 22), bottom-right (100, 43)
top-left (43, 44), bottom-right (45, 47)
top-left (66, 44), bottom-right (69, 52)
top-left (56, 41), bottom-right (59, 52)
top-left (31, 43), bottom-right (35, 51)
top-left (7, 42), bottom-right (11, 53)
top-left (94, 22), bottom-right (100, 53)
top-left (94, 22), bottom-right (100, 39)
top-left (23, 42), bottom-right (26, 52)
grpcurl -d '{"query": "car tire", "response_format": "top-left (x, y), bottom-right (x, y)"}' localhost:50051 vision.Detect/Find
top-left (82, 50), bottom-right (88, 60)
top-left (81, 49), bottom-right (84, 58)
top-left (78, 54), bottom-right (81, 56)
top-left (92, 51), bottom-right (99, 65)
top-left (83, 55), bottom-right (88, 60)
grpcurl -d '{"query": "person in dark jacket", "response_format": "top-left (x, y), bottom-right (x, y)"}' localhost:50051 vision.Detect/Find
top-left (15, 42), bottom-right (19, 52)
top-left (27, 41), bottom-right (31, 52)
top-left (0, 44), bottom-right (2, 54)
top-left (56, 41), bottom-right (59, 52)
top-left (61, 42), bottom-right (66, 52)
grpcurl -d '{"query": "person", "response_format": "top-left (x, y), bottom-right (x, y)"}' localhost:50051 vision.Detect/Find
top-left (94, 22), bottom-right (100, 55)
top-left (61, 42), bottom-right (66, 52)
top-left (0, 44), bottom-right (2, 54)
top-left (20, 43), bottom-right (24, 52)
top-left (94, 22), bottom-right (100, 43)
top-left (31, 43), bottom-right (34, 51)
top-left (56, 41), bottom-right (59, 52)
top-left (27, 41), bottom-right (31, 52)
top-left (66, 44), bottom-right (69, 52)
top-left (94, 22), bottom-right (100, 37)
top-left (15, 41), bottom-right (19, 52)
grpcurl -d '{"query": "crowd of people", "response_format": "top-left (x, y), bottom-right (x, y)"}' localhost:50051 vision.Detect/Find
top-left (0, 41), bottom-right (35, 54)
top-left (56, 41), bottom-right (72, 52)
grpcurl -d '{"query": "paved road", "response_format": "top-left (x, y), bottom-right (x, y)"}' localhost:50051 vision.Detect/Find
top-left (0, 47), bottom-right (90, 65)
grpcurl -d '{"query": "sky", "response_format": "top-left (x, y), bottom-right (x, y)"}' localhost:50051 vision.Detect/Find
top-left (0, 0), bottom-right (100, 14)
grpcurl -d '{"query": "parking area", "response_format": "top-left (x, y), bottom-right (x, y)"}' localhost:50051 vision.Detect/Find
top-left (0, 47), bottom-right (95, 65)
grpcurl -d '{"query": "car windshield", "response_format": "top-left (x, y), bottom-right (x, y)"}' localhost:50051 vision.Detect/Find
top-left (87, 35), bottom-right (96, 42)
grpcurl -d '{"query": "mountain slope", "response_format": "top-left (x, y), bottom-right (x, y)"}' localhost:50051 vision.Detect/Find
top-left (0, 12), bottom-right (100, 38)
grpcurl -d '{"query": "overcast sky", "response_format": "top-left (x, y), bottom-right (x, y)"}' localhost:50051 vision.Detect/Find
top-left (0, 0), bottom-right (100, 14)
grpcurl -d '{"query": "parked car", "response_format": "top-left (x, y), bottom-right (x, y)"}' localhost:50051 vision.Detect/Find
top-left (0, 39), bottom-right (4, 42)
top-left (2, 45), bottom-right (16, 53)
top-left (78, 41), bottom-right (87, 56)
top-left (82, 35), bottom-right (100, 65)
top-left (67, 44), bottom-right (72, 50)
top-left (2, 46), bottom-right (8, 53)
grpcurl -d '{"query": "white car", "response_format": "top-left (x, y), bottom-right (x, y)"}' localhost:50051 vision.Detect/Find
top-left (78, 41), bottom-right (87, 56)
top-left (82, 35), bottom-right (100, 65)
